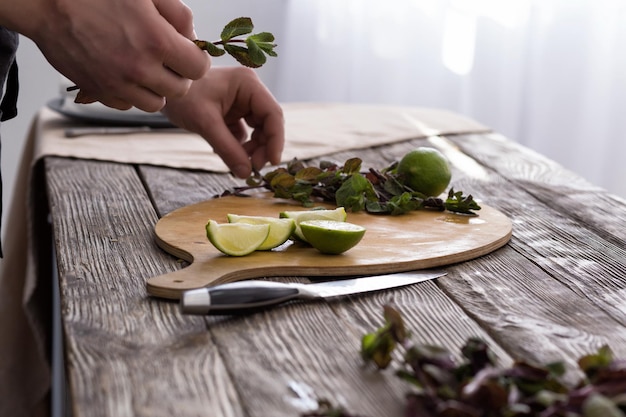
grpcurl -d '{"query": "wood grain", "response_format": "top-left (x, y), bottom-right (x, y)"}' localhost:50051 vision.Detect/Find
top-left (147, 193), bottom-right (511, 298)
top-left (46, 129), bottom-right (626, 417)
top-left (449, 133), bottom-right (626, 244)
top-left (437, 134), bottom-right (626, 380)
top-left (45, 157), bottom-right (244, 417)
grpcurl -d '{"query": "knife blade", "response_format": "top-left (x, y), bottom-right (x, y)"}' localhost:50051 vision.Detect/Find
top-left (180, 270), bottom-right (447, 315)
top-left (64, 126), bottom-right (187, 138)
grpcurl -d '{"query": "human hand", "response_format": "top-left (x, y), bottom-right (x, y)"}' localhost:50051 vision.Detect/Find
top-left (2, 0), bottom-right (210, 111)
top-left (161, 66), bottom-right (285, 178)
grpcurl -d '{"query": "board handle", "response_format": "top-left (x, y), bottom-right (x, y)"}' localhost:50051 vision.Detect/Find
top-left (147, 264), bottom-right (217, 299)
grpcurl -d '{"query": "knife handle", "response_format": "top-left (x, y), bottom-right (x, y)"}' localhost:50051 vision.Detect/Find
top-left (180, 281), bottom-right (310, 315)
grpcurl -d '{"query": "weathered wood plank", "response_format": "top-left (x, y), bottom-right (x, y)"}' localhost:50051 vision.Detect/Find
top-left (138, 154), bottom-right (519, 416)
top-left (439, 134), bottom-right (626, 317)
top-left (204, 280), bottom-right (514, 417)
top-left (140, 134), bottom-right (626, 370)
top-left (55, 127), bottom-right (626, 417)
top-left (45, 157), bottom-right (244, 417)
top-left (427, 135), bottom-right (626, 378)
top-left (138, 165), bottom-right (241, 217)
top-left (449, 133), bottom-right (626, 244)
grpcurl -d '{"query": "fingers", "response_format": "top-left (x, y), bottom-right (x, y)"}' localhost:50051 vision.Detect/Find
top-left (139, 65), bottom-right (194, 101)
top-left (153, 0), bottom-right (210, 81)
top-left (161, 66), bottom-right (285, 176)
top-left (110, 0), bottom-right (209, 108)
top-left (153, 0), bottom-right (196, 38)
top-left (203, 117), bottom-right (283, 178)
top-left (253, 110), bottom-right (285, 165)
top-left (243, 88), bottom-right (285, 166)
top-left (162, 40), bottom-right (210, 85)
top-left (201, 118), bottom-right (254, 178)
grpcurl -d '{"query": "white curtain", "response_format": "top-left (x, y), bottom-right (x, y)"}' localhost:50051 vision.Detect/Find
top-left (272, 0), bottom-right (626, 198)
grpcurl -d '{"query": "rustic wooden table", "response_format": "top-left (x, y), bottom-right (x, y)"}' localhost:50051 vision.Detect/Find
top-left (42, 131), bottom-right (626, 417)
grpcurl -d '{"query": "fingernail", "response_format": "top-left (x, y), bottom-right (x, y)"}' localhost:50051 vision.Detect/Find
top-left (232, 164), bottom-right (250, 179)
top-left (74, 91), bottom-right (95, 104)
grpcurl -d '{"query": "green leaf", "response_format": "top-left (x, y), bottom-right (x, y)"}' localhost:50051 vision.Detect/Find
top-left (360, 327), bottom-right (396, 369)
top-left (385, 192), bottom-right (420, 215)
top-left (224, 44), bottom-right (261, 68)
top-left (248, 32), bottom-right (278, 57)
top-left (364, 200), bottom-right (387, 213)
top-left (444, 188), bottom-right (481, 215)
top-left (245, 37), bottom-right (267, 66)
top-left (287, 158), bottom-right (306, 175)
top-left (382, 175), bottom-right (406, 196)
top-left (295, 166), bottom-right (323, 182)
top-left (248, 31), bottom-right (275, 43)
top-left (221, 17), bottom-right (254, 41)
top-left (193, 40), bottom-right (226, 57)
top-left (383, 304), bottom-right (408, 343)
top-left (545, 361), bottom-right (567, 378)
top-left (342, 158), bottom-right (362, 175)
top-left (579, 345), bottom-right (614, 380)
top-left (269, 172), bottom-right (296, 199)
top-left (335, 174), bottom-right (375, 212)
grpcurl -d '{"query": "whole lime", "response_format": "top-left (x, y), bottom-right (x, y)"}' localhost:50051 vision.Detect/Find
top-left (396, 147), bottom-right (452, 196)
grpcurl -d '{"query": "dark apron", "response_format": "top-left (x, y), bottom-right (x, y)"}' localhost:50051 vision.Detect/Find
top-left (0, 27), bottom-right (19, 257)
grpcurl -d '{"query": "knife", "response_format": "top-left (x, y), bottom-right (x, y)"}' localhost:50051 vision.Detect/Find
top-left (64, 126), bottom-right (187, 138)
top-left (180, 270), bottom-right (447, 315)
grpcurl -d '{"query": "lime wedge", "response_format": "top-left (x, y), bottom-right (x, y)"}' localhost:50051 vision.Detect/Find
top-left (300, 220), bottom-right (366, 254)
top-left (205, 220), bottom-right (270, 256)
top-left (279, 207), bottom-right (347, 242)
top-left (226, 214), bottom-right (295, 250)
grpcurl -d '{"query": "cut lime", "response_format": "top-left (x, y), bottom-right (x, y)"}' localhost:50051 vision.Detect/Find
top-left (226, 214), bottom-right (295, 250)
top-left (205, 220), bottom-right (270, 256)
top-left (279, 207), bottom-right (347, 242)
top-left (300, 220), bottom-right (366, 254)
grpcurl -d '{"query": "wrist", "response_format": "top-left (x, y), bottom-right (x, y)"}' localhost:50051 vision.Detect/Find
top-left (0, 0), bottom-right (58, 40)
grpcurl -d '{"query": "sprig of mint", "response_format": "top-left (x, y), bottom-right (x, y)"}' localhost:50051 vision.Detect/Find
top-left (193, 17), bottom-right (277, 68)
top-left (217, 157), bottom-right (481, 216)
top-left (66, 17), bottom-right (276, 93)
top-left (350, 304), bottom-right (626, 417)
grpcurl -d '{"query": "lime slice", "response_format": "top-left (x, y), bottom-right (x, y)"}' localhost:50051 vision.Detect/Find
top-left (299, 220), bottom-right (366, 254)
top-left (205, 220), bottom-right (270, 256)
top-left (279, 207), bottom-right (347, 242)
top-left (226, 214), bottom-right (295, 250)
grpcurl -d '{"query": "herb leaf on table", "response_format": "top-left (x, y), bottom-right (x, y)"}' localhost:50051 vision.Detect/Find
top-left (349, 304), bottom-right (626, 417)
top-left (218, 157), bottom-right (482, 216)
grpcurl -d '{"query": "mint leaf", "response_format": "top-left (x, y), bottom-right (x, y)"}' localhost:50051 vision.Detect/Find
top-left (68, 17), bottom-right (277, 95)
top-left (245, 37), bottom-right (267, 66)
top-left (444, 188), bottom-right (481, 215)
top-left (342, 157), bottom-right (362, 175)
top-left (294, 166), bottom-right (324, 182)
top-left (335, 174), bottom-right (376, 212)
top-left (218, 157), bottom-right (481, 217)
top-left (220, 17), bottom-right (254, 41)
top-left (193, 40), bottom-right (226, 57)
top-left (350, 306), bottom-right (626, 417)
top-left (248, 32), bottom-right (278, 57)
top-left (248, 32), bottom-right (275, 43)
top-left (224, 44), bottom-right (261, 68)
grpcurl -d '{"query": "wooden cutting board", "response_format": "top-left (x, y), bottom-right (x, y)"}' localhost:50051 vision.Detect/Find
top-left (147, 194), bottom-right (512, 299)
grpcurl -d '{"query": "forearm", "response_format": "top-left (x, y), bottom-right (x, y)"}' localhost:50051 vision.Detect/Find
top-left (0, 0), bottom-right (54, 40)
